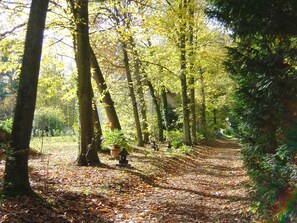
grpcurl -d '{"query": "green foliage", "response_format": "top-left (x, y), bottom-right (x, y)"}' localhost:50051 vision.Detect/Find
top-left (207, 0), bottom-right (297, 221)
top-left (33, 107), bottom-right (65, 136)
top-left (0, 119), bottom-right (13, 133)
top-left (102, 129), bottom-right (128, 150)
top-left (164, 104), bottom-right (179, 131)
top-left (164, 130), bottom-right (184, 148)
top-left (178, 145), bottom-right (193, 155)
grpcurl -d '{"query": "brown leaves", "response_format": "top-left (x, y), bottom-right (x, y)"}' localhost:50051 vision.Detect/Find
top-left (0, 139), bottom-right (255, 222)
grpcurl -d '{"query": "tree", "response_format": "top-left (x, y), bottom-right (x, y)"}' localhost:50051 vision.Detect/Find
top-left (3, 0), bottom-right (50, 196)
top-left (72, 0), bottom-right (100, 166)
top-left (179, 0), bottom-right (192, 145)
top-left (207, 0), bottom-right (297, 220)
top-left (90, 46), bottom-right (122, 131)
top-left (188, 0), bottom-right (197, 144)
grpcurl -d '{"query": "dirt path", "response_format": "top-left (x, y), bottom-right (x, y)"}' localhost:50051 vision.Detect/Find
top-left (115, 140), bottom-right (253, 223)
top-left (0, 139), bottom-right (254, 223)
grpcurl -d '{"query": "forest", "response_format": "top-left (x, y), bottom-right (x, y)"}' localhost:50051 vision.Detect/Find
top-left (0, 0), bottom-right (296, 222)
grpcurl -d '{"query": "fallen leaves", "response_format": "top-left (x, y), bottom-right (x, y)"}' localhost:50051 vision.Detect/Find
top-left (0, 139), bottom-right (255, 222)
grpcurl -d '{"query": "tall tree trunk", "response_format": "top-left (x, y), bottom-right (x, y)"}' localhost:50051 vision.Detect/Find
top-left (122, 42), bottom-right (144, 146)
top-left (200, 69), bottom-right (207, 128)
top-left (213, 108), bottom-right (217, 127)
top-left (135, 58), bottom-right (149, 143)
top-left (3, 0), bottom-right (49, 196)
top-left (179, 0), bottom-right (192, 145)
top-left (147, 80), bottom-right (164, 142)
top-left (161, 86), bottom-right (169, 131)
top-left (75, 0), bottom-right (100, 166)
top-left (188, 0), bottom-right (197, 144)
top-left (93, 100), bottom-right (102, 151)
top-left (90, 46), bottom-right (121, 130)
top-left (130, 38), bottom-right (149, 143)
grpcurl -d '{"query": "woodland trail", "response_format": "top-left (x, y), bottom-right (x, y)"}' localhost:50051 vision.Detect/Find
top-left (115, 139), bottom-right (253, 223)
top-left (0, 139), bottom-right (254, 223)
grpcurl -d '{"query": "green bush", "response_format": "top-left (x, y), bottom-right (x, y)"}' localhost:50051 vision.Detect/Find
top-left (33, 107), bottom-right (65, 136)
top-left (102, 129), bottom-right (128, 150)
top-left (178, 145), bottom-right (193, 155)
top-left (164, 130), bottom-right (184, 148)
top-left (0, 118), bottom-right (12, 133)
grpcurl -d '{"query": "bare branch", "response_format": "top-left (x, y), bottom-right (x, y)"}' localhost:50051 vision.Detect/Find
top-left (0, 23), bottom-right (26, 40)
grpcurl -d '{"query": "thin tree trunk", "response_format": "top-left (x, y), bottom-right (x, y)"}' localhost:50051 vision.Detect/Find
top-left (147, 80), bottom-right (164, 142)
top-left (122, 42), bottom-right (144, 146)
top-left (135, 58), bottom-right (149, 143)
top-left (179, 0), bottom-right (192, 145)
top-left (93, 100), bottom-right (102, 151)
top-left (200, 69), bottom-right (207, 128)
top-left (3, 0), bottom-right (49, 196)
top-left (90, 46), bottom-right (121, 130)
top-left (130, 38), bottom-right (149, 143)
top-left (188, 0), bottom-right (197, 144)
top-left (161, 86), bottom-right (169, 131)
top-left (213, 108), bottom-right (217, 127)
top-left (75, 0), bottom-right (100, 166)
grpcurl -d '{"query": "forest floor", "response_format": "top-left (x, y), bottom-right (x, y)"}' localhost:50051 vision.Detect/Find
top-left (0, 138), bottom-right (255, 223)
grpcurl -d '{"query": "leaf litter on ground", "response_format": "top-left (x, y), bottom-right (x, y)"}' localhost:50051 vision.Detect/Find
top-left (0, 138), bottom-right (255, 222)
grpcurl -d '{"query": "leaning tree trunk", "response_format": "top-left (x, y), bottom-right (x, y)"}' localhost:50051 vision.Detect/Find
top-left (75, 0), bottom-right (100, 166)
top-left (3, 0), bottom-right (49, 196)
top-left (130, 37), bottom-right (149, 143)
top-left (122, 42), bottom-right (144, 146)
top-left (135, 59), bottom-right (149, 143)
top-left (147, 80), bottom-right (164, 142)
top-left (90, 46), bottom-right (121, 130)
top-left (179, 0), bottom-right (192, 145)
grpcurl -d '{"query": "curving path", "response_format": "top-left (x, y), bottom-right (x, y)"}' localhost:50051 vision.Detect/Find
top-left (115, 140), bottom-right (253, 223)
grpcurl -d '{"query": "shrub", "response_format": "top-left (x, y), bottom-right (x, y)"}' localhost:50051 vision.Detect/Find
top-left (33, 107), bottom-right (65, 136)
top-left (0, 119), bottom-right (12, 133)
top-left (164, 130), bottom-right (184, 148)
top-left (102, 129), bottom-right (128, 150)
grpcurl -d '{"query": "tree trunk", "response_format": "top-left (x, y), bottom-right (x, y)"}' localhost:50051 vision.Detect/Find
top-left (200, 69), bottom-right (207, 128)
top-left (3, 0), bottom-right (49, 196)
top-left (213, 108), bottom-right (217, 127)
top-left (92, 100), bottom-right (102, 151)
top-left (179, 0), bottom-right (192, 145)
top-left (122, 42), bottom-right (144, 146)
top-left (147, 80), bottom-right (164, 142)
top-left (161, 86), bottom-right (170, 131)
top-left (135, 58), bottom-right (149, 143)
top-left (130, 38), bottom-right (149, 143)
top-left (75, 0), bottom-right (100, 166)
top-left (90, 46), bottom-right (121, 130)
top-left (188, 0), bottom-right (197, 144)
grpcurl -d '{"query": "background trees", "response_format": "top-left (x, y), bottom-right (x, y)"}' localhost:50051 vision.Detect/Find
top-left (1, 0), bottom-right (232, 193)
top-left (207, 0), bottom-right (297, 221)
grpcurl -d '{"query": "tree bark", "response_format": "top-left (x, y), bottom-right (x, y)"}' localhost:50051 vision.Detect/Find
top-left (75, 0), bottom-right (100, 166)
top-left (90, 46), bottom-right (121, 130)
top-left (147, 80), bottom-right (164, 142)
top-left (122, 42), bottom-right (144, 146)
top-left (92, 100), bottom-right (102, 151)
top-left (161, 86), bottom-right (170, 131)
top-left (3, 0), bottom-right (49, 196)
top-left (179, 0), bottom-right (192, 145)
top-left (188, 0), bottom-right (197, 144)
top-left (135, 58), bottom-right (149, 143)
top-left (130, 38), bottom-right (149, 143)
top-left (200, 69), bottom-right (207, 128)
